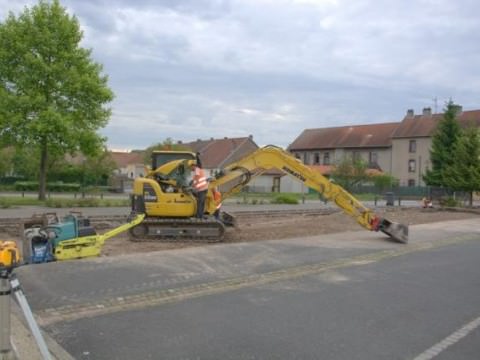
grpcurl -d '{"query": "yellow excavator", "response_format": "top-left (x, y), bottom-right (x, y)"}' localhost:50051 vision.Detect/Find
top-left (129, 145), bottom-right (408, 243)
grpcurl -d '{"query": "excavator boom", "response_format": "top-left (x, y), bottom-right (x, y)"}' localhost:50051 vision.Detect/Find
top-left (207, 145), bottom-right (408, 243)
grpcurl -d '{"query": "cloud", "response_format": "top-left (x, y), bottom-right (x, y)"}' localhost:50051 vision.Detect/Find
top-left (2, 0), bottom-right (480, 149)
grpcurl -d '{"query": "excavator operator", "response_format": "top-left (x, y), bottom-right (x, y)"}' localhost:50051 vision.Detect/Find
top-left (190, 162), bottom-right (209, 218)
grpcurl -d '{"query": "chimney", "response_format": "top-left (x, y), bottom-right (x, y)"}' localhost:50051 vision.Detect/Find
top-left (224, 137), bottom-right (228, 139)
top-left (248, 134), bottom-right (253, 139)
top-left (210, 137), bottom-right (214, 141)
top-left (177, 140), bottom-right (182, 144)
top-left (196, 138), bottom-right (201, 142)
top-left (422, 107), bottom-right (432, 116)
top-left (406, 109), bottom-right (414, 117)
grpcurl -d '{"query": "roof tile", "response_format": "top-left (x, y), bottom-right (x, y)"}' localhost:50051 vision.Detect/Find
top-left (109, 152), bottom-right (144, 168)
top-left (392, 110), bottom-right (480, 138)
top-left (289, 122), bottom-right (399, 151)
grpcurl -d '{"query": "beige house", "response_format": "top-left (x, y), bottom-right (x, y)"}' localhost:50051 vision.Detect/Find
top-left (392, 107), bottom-right (480, 186)
top-left (288, 122), bottom-right (399, 172)
top-left (288, 107), bottom-right (480, 189)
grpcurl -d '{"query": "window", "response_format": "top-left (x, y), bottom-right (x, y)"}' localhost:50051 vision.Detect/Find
top-left (409, 140), bottom-right (416, 153)
top-left (369, 152), bottom-right (378, 164)
top-left (408, 179), bottom-right (416, 187)
top-left (314, 153), bottom-right (320, 164)
top-left (352, 151), bottom-right (361, 161)
top-left (303, 152), bottom-right (308, 164)
top-left (295, 153), bottom-right (301, 160)
top-left (408, 159), bottom-right (416, 172)
top-left (323, 152), bottom-right (330, 165)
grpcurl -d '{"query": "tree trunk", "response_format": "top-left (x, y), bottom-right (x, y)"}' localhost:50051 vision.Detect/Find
top-left (38, 142), bottom-right (48, 201)
top-left (469, 191), bottom-right (473, 207)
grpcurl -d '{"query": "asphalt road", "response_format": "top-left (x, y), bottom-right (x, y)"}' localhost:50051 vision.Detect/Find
top-left (15, 218), bottom-right (480, 359)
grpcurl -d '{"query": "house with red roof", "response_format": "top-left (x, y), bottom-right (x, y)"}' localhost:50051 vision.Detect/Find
top-left (286, 122), bottom-right (398, 192)
top-left (182, 135), bottom-right (282, 192)
top-left (182, 135), bottom-right (258, 173)
top-left (288, 122), bottom-right (399, 171)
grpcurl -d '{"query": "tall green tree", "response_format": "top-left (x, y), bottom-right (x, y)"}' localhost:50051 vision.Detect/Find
top-left (423, 100), bottom-right (462, 187)
top-left (443, 127), bottom-right (480, 206)
top-left (0, 0), bottom-right (114, 199)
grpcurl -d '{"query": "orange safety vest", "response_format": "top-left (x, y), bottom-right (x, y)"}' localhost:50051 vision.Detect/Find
top-left (193, 167), bottom-right (208, 192)
top-left (213, 189), bottom-right (222, 209)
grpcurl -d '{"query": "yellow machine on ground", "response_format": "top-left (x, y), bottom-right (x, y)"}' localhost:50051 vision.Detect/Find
top-left (130, 145), bottom-right (408, 243)
top-left (22, 213), bottom-right (145, 263)
top-left (52, 214), bottom-right (145, 260)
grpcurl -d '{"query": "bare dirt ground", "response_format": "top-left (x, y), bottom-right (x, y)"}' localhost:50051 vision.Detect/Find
top-left (100, 208), bottom-right (479, 257)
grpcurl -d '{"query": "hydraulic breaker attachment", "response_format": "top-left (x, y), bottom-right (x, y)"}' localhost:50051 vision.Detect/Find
top-left (375, 218), bottom-right (409, 244)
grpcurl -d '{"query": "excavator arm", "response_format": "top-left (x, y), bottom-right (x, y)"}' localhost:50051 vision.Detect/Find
top-left (208, 145), bottom-right (408, 243)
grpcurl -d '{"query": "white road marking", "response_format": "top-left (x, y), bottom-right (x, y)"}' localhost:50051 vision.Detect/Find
top-left (413, 316), bottom-right (480, 360)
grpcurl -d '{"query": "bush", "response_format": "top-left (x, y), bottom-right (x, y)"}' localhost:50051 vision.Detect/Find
top-left (270, 194), bottom-right (299, 204)
top-left (48, 182), bottom-right (81, 192)
top-left (440, 197), bottom-right (459, 207)
top-left (14, 181), bottom-right (37, 191)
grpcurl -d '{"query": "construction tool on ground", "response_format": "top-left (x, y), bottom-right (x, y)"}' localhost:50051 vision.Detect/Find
top-left (22, 212), bottom-right (145, 263)
top-left (129, 145), bottom-right (408, 243)
top-left (0, 241), bottom-right (52, 359)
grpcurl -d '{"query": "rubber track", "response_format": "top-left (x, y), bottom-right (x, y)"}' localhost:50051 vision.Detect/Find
top-left (128, 217), bottom-right (226, 243)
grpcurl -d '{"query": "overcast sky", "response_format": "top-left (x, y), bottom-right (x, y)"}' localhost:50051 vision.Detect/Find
top-left (2, 0), bottom-right (479, 150)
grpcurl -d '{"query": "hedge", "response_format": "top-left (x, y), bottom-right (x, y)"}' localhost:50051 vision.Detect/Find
top-left (14, 181), bottom-right (81, 192)
top-left (270, 194), bottom-right (299, 204)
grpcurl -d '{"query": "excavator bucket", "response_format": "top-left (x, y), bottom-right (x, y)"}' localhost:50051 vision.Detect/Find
top-left (378, 218), bottom-right (409, 243)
